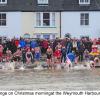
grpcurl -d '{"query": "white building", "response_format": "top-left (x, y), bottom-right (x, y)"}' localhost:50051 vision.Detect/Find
top-left (0, 0), bottom-right (61, 39)
top-left (0, 0), bottom-right (100, 39)
top-left (61, 0), bottom-right (100, 38)
top-left (0, 12), bottom-right (22, 38)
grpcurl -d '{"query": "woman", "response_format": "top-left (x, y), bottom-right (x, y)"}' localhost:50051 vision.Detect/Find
top-left (34, 47), bottom-right (41, 65)
top-left (21, 48), bottom-right (26, 64)
top-left (6, 48), bottom-right (12, 62)
top-left (46, 46), bottom-right (53, 69)
top-left (54, 47), bottom-right (61, 64)
top-left (13, 48), bottom-right (21, 62)
top-left (26, 48), bottom-right (33, 64)
top-left (31, 48), bottom-right (35, 63)
top-left (56, 42), bottom-right (62, 51)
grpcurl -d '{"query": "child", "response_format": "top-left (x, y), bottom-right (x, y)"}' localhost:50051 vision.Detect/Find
top-left (26, 48), bottom-right (33, 64)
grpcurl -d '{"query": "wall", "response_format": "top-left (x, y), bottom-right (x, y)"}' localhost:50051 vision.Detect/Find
top-left (21, 12), bottom-right (34, 37)
top-left (61, 11), bottom-right (100, 38)
top-left (33, 12), bottom-right (60, 38)
top-left (0, 12), bottom-right (22, 38)
top-left (0, 12), bottom-right (61, 39)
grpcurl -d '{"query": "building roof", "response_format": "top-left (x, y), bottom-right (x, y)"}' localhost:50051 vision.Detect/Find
top-left (0, 0), bottom-right (100, 12)
top-left (0, 0), bottom-right (63, 12)
top-left (33, 0), bottom-right (63, 12)
top-left (62, 0), bottom-right (100, 11)
top-left (0, 0), bottom-right (34, 11)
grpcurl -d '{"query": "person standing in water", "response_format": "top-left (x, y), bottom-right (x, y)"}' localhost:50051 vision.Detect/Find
top-left (0, 44), bottom-right (4, 62)
top-left (54, 47), bottom-right (62, 64)
top-left (13, 48), bottom-right (22, 62)
top-left (21, 48), bottom-right (26, 64)
top-left (34, 47), bottom-right (41, 66)
top-left (61, 45), bottom-right (67, 63)
top-left (31, 48), bottom-right (35, 64)
top-left (46, 46), bottom-right (53, 69)
top-left (6, 48), bottom-right (12, 62)
top-left (56, 42), bottom-right (62, 51)
top-left (26, 48), bottom-right (33, 64)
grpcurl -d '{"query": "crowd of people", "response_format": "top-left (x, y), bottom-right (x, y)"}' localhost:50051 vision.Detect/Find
top-left (0, 37), bottom-right (100, 69)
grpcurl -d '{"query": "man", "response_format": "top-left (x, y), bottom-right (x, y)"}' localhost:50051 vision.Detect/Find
top-left (61, 46), bottom-right (66, 63)
top-left (0, 44), bottom-right (3, 62)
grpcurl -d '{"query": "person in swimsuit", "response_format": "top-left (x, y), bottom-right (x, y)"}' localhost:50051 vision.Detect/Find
top-left (6, 48), bottom-right (12, 62)
top-left (54, 47), bottom-right (61, 64)
top-left (26, 48), bottom-right (33, 64)
top-left (34, 47), bottom-right (41, 65)
top-left (21, 48), bottom-right (26, 64)
top-left (31, 48), bottom-right (35, 63)
top-left (13, 48), bottom-right (21, 62)
top-left (46, 46), bottom-right (53, 69)
top-left (56, 42), bottom-right (62, 51)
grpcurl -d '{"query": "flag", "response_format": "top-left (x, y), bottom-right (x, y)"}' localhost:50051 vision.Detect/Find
top-left (66, 56), bottom-right (71, 64)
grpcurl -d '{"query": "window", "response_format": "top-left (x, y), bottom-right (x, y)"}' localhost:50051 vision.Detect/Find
top-left (37, 0), bottom-right (48, 5)
top-left (36, 12), bottom-right (55, 27)
top-left (52, 34), bottom-right (55, 39)
top-left (0, 0), bottom-right (7, 4)
top-left (36, 34), bottom-right (41, 38)
top-left (43, 34), bottom-right (50, 39)
top-left (0, 13), bottom-right (6, 26)
top-left (80, 13), bottom-right (89, 26)
top-left (43, 13), bottom-right (50, 26)
top-left (24, 33), bottom-right (30, 39)
top-left (79, 0), bottom-right (90, 5)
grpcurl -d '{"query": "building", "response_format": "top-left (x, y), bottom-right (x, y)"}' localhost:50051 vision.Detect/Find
top-left (61, 0), bottom-right (100, 38)
top-left (0, 0), bottom-right (62, 39)
top-left (0, 0), bottom-right (100, 39)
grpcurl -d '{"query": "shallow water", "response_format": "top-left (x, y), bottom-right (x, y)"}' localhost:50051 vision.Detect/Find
top-left (0, 68), bottom-right (100, 91)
